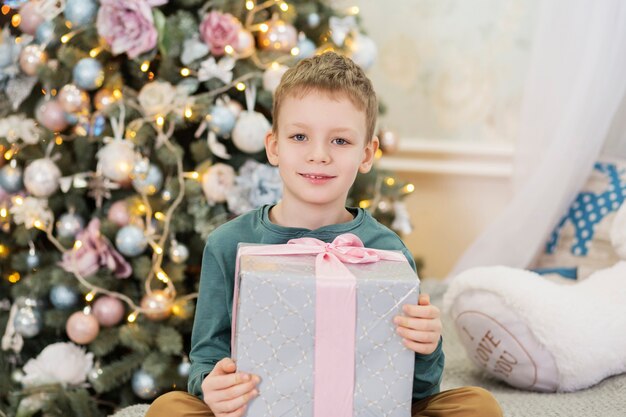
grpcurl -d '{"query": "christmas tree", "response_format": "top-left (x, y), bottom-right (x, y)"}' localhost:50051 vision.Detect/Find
top-left (0, 1), bottom-right (414, 415)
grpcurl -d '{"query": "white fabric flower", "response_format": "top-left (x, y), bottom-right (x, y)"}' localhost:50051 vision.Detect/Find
top-left (9, 196), bottom-right (53, 229)
top-left (197, 56), bottom-right (235, 84)
top-left (21, 342), bottom-right (94, 387)
top-left (138, 81), bottom-right (190, 117)
top-left (0, 114), bottom-right (40, 144)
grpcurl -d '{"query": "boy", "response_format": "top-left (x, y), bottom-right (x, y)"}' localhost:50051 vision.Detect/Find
top-left (147, 52), bottom-right (502, 417)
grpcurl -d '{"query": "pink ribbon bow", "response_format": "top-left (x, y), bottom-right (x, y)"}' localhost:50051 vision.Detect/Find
top-left (232, 233), bottom-right (407, 417)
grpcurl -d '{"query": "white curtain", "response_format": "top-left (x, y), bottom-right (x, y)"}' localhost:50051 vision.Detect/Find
top-left (449, 0), bottom-right (626, 277)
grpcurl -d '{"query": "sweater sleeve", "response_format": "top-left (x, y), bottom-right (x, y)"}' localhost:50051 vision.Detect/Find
top-left (187, 237), bottom-right (232, 398)
top-left (400, 246), bottom-right (445, 400)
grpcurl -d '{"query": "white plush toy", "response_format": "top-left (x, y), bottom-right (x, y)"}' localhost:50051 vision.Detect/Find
top-left (443, 202), bottom-right (626, 392)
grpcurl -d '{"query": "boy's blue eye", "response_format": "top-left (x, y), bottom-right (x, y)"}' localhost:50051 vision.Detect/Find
top-left (291, 134), bottom-right (306, 141)
top-left (332, 138), bottom-right (349, 145)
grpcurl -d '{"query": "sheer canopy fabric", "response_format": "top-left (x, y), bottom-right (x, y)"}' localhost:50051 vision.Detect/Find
top-left (450, 0), bottom-right (626, 277)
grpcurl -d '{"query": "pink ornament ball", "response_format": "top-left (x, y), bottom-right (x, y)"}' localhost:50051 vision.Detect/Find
top-left (92, 296), bottom-right (125, 327)
top-left (66, 311), bottom-right (100, 344)
top-left (36, 100), bottom-right (69, 132)
top-left (19, 2), bottom-right (45, 35)
top-left (107, 200), bottom-right (130, 226)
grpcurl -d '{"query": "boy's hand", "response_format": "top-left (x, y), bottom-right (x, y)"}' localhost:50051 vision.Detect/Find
top-left (201, 358), bottom-right (260, 417)
top-left (394, 293), bottom-right (442, 355)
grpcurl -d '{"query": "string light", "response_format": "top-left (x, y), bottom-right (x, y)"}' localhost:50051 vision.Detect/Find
top-left (61, 32), bottom-right (77, 44)
top-left (385, 177), bottom-right (396, 186)
top-left (156, 115), bottom-right (164, 127)
top-left (65, 21), bottom-right (73, 29)
top-left (140, 61), bottom-right (150, 72)
top-left (156, 270), bottom-right (170, 283)
top-left (1, 5), bottom-right (11, 15)
top-left (127, 311), bottom-right (138, 323)
top-left (259, 23), bottom-right (269, 32)
top-left (0, 206), bottom-right (8, 219)
top-left (359, 200), bottom-right (372, 209)
top-left (85, 291), bottom-right (96, 302)
top-left (375, 148), bottom-right (383, 159)
top-left (7, 272), bottom-right (20, 284)
top-left (150, 242), bottom-right (164, 255)
top-left (184, 107), bottom-right (193, 118)
top-left (13, 196), bottom-right (23, 206)
top-left (180, 68), bottom-right (191, 77)
top-left (154, 212), bottom-right (166, 221)
top-left (89, 47), bottom-right (102, 58)
top-left (245, 0), bottom-right (254, 10)
top-left (182, 171), bottom-right (199, 180)
top-left (279, 2), bottom-right (288, 11)
top-left (11, 14), bottom-right (20, 27)
top-left (33, 220), bottom-right (44, 230)
top-left (224, 45), bottom-right (234, 55)
top-left (236, 82), bottom-right (246, 91)
top-left (55, 135), bottom-right (63, 145)
top-left (291, 47), bottom-right (300, 56)
top-left (0, 244), bottom-right (8, 259)
top-left (403, 184), bottom-right (415, 193)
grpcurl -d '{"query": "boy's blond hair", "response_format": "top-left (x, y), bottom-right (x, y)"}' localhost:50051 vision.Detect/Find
top-left (272, 51), bottom-right (378, 143)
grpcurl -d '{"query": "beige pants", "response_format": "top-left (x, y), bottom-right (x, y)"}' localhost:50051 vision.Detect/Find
top-left (145, 386), bottom-right (502, 417)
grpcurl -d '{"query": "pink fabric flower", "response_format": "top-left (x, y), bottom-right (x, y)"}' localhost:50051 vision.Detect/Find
top-left (96, 0), bottom-right (158, 59)
top-left (199, 11), bottom-right (240, 56)
top-left (59, 218), bottom-right (132, 279)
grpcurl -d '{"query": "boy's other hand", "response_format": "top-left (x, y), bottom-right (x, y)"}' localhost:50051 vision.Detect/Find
top-left (394, 293), bottom-right (442, 355)
top-left (201, 358), bottom-right (260, 417)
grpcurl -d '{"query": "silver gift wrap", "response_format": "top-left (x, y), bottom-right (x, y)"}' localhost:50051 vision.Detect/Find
top-left (233, 250), bottom-right (419, 417)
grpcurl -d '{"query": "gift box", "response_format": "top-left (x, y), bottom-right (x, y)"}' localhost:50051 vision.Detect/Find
top-left (232, 234), bottom-right (419, 417)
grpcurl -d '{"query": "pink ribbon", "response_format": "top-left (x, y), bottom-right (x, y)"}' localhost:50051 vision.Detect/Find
top-left (231, 233), bottom-right (407, 417)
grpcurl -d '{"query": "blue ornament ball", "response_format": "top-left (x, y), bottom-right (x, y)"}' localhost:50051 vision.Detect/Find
top-left (35, 21), bottom-right (55, 44)
top-left (13, 303), bottom-right (42, 338)
top-left (0, 41), bottom-right (18, 68)
top-left (132, 370), bottom-right (159, 399)
top-left (73, 58), bottom-right (104, 91)
top-left (64, 0), bottom-right (98, 27)
top-left (56, 212), bottom-right (85, 239)
top-left (115, 225), bottom-right (148, 257)
top-left (296, 37), bottom-right (316, 60)
top-left (132, 164), bottom-right (163, 196)
top-left (49, 284), bottom-right (79, 309)
top-left (208, 105), bottom-right (237, 136)
top-left (0, 163), bottom-right (23, 193)
top-left (25, 250), bottom-right (40, 269)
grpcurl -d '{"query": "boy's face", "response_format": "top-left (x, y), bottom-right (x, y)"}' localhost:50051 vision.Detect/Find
top-left (265, 90), bottom-right (379, 210)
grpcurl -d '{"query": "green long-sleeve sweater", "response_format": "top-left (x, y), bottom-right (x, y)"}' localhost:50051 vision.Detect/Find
top-left (188, 205), bottom-right (444, 401)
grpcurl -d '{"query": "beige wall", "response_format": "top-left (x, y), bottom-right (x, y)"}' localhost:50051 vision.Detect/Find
top-left (378, 140), bottom-right (514, 279)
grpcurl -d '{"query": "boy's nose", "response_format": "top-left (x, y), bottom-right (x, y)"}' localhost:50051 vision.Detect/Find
top-left (307, 142), bottom-right (330, 163)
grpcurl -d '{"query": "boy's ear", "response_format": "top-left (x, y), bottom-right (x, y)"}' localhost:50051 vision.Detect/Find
top-left (359, 135), bottom-right (379, 174)
top-left (265, 131), bottom-right (279, 166)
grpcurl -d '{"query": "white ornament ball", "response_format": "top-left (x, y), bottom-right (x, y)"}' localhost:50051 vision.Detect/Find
top-left (263, 64), bottom-right (289, 95)
top-left (23, 158), bottom-right (62, 197)
top-left (97, 140), bottom-right (135, 182)
top-left (234, 28), bottom-right (255, 58)
top-left (232, 111), bottom-right (270, 154)
top-left (201, 163), bottom-right (235, 203)
top-left (346, 33), bottom-right (378, 70)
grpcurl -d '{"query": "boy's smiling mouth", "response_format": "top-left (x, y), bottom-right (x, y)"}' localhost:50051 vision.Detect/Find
top-left (299, 173), bottom-right (336, 182)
